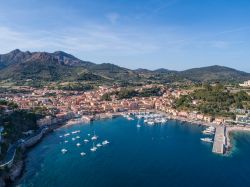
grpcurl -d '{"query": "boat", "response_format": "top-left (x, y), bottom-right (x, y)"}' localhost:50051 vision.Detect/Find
top-left (64, 140), bottom-right (68, 143)
top-left (201, 138), bottom-right (213, 143)
top-left (84, 139), bottom-right (89, 143)
top-left (61, 149), bottom-right (67, 154)
top-left (102, 140), bottom-right (109, 145)
top-left (76, 143), bottom-right (81, 147)
top-left (72, 138), bottom-right (76, 141)
top-left (88, 133), bottom-right (90, 136)
top-left (91, 131), bottom-right (98, 140)
top-left (127, 117), bottom-right (134, 120)
top-left (64, 133), bottom-right (70, 137)
top-left (90, 143), bottom-right (97, 152)
top-left (96, 143), bottom-right (102, 147)
top-left (137, 119), bottom-right (142, 128)
top-left (59, 135), bottom-right (63, 138)
top-left (76, 136), bottom-right (80, 139)
top-left (80, 152), bottom-right (86, 156)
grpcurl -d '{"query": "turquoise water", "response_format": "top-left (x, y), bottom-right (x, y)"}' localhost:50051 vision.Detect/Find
top-left (17, 117), bottom-right (250, 187)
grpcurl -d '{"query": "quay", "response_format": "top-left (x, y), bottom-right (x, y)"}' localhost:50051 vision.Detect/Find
top-left (212, 126), bottom-right (226, 154)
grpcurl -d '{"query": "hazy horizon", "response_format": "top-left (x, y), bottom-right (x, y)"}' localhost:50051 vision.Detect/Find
top-left (0, 0), bottom-right (250, 72)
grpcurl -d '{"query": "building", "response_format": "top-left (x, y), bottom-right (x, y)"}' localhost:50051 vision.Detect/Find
top-left (239, 80), bottom-right (250, 87)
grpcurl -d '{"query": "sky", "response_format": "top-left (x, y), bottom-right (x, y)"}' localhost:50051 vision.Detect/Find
top-left (0, 0), bottom-right (250, 72)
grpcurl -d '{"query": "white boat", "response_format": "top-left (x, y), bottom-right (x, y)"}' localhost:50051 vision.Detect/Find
top-left (64, 133), bottom-right (70, 137)
top-left (84, 139), bottom-right (89, 143)
top-left (147, 121), bottom-right (155, 125)
top-left (127, 117), bottom-right (134, 120)
top-left (61, 149), bottom-right (67, 154)
top-left (76, 136), bottom-right (80, 139)
top-left (64, 140), bottom-right (68, 143)
top-left (201, 138), bottom-right (213, 143)
top-left (59, 135), bottom-right (63, 138)
top-left (102, 140), bottom-right (109, 145)
top-left (88, 133), bottom-right (90, 136)
top-left (76, 143), bottom-right (81, 147)
top-left (96, 143), bottom-right (102, 147)
top-left (72, 138), bottom-right (76, 141)
top-left (91, 131), bottom-right (98, 140)
top-left (80, 152), bottom-right (86, 156)
top-left (90, 143), bottom-right (97, 152)
top-left (137, 124), bottom-right (141, 128)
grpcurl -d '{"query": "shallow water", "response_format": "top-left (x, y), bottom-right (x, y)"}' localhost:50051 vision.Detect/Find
top-left (17, 117), bottom-right (250, 187)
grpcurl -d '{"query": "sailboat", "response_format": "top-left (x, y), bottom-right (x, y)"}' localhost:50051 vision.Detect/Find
top-left (90, 142), bottom-right (97, 152)
top-left (91, 131), bottom-right (98, 140)
top-left (136, 119), bottom-right (141, 128)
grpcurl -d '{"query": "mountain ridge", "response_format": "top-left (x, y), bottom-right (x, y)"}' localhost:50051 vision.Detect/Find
top-left (0, 49), bottom-right (249, 83)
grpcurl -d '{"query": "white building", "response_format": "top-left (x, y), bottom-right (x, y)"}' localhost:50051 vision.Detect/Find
top-left (239, 80), bottom-right (250, 87)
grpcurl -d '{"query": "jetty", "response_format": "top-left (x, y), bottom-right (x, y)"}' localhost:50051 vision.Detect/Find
top-left (212, 125), bottom-right (226, 154)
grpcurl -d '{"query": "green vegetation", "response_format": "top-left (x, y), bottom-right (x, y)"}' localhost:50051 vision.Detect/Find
top-left (175, 84), bottom-right (250, 118)
top-left (101, 93), bottom-right (112, 101)
top-left (101, 87), bottom-right (163, 100)
top-left (57, 82), bottom-right (94, 91)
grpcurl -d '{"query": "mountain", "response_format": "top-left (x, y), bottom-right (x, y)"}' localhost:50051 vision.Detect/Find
top-left (0, 49), bottom-right (249, 84)
top-left (179, 65), bottom-right (250, 82)
top-left (0, 49), bottom-right (130, 82)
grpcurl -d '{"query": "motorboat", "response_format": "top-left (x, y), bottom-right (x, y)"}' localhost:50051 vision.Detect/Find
top-left (80, 152), bottom-right (86, 156)
top-left (102, 140), bottom-right (109, 145)
top-left (76, 143), bottom-right (81, 147)
top-left (201, 138), bottom-right (213, 143)
top-left (61, 149), bottom-right (67, 154)
top-left (96, 143), bottom-right (102, 147)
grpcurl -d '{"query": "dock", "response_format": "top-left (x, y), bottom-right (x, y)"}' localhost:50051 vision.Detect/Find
top-left (212, 126), bottom-right (226, 154)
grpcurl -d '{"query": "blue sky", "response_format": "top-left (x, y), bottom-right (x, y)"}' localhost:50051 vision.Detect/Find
top-left (0, 0), bottom-right (250, 72)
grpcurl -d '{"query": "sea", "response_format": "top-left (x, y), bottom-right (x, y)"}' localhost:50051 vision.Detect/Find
top-left (16, 117), bottom-right (250, 187)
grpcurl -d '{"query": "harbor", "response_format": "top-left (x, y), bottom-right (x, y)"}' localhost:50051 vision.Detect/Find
top-left (16, 117), bottom-right (250, 187)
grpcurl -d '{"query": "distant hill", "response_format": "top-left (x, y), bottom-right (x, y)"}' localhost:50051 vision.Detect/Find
top-left (179, 65), bottom-right (250, 82)
top-left (0, 49), bottom-right (249, 84)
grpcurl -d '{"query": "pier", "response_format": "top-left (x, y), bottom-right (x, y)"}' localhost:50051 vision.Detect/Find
top-left (212, 126), bottom-right (226, 154)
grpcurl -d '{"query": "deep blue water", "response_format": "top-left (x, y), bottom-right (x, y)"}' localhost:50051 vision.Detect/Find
top-left (17, 117), bottom-right (250, 187)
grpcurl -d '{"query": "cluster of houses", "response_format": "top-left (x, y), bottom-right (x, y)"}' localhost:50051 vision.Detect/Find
top-left (1, 85), bottom-right (250, 127)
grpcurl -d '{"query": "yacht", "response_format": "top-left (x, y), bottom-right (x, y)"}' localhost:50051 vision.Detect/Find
top-left (76, 136), bottom-right (80, 139)
top-left (102, 140), bottom-right (109, 145)
top-left (201, 138), bottom-right (213, 143)
top-left (80, 152), bottom-right (86, 156)
top-left (61, 149), bottom-right (67, 154)
top-left (64, 140), bottom-right (68, 143)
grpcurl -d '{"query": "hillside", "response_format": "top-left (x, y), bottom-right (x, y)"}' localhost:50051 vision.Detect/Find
top-left (0, 49), bottom-right (249, 84)
top-left (179, 65), bottom-right (250, 82)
